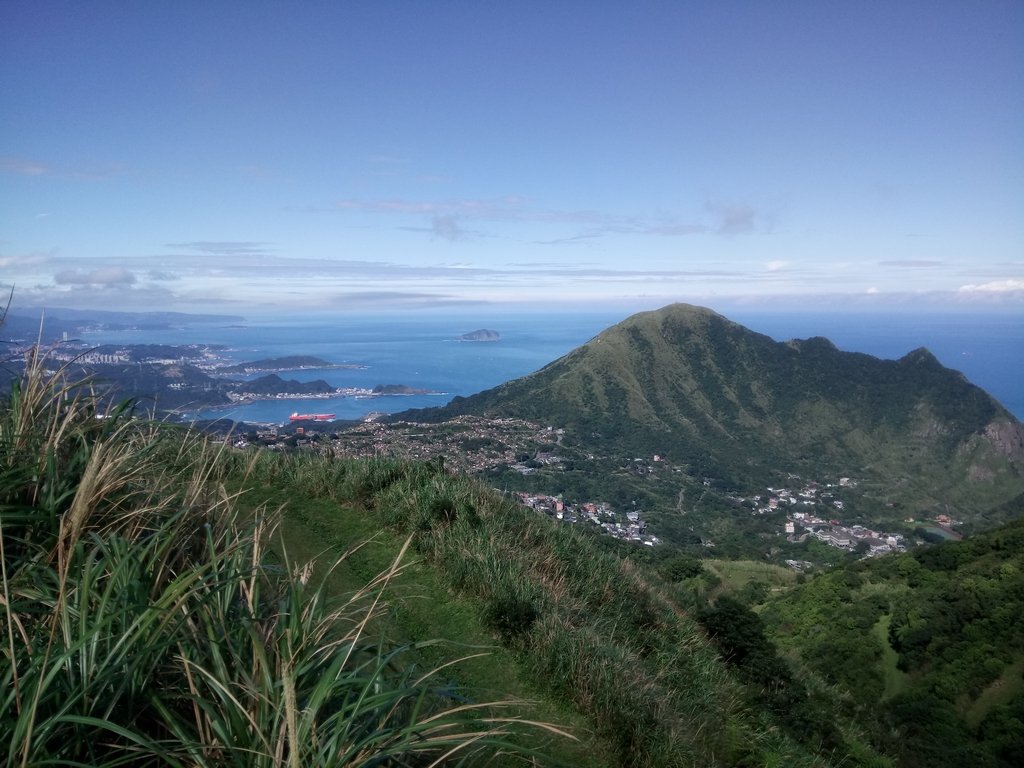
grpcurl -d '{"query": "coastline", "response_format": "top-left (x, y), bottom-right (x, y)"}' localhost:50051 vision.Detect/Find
top-left (181, 386), bottom-right (449, 422)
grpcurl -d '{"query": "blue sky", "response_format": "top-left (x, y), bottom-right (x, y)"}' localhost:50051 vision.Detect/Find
top-left (1, 1), bottom-right (1022, 315)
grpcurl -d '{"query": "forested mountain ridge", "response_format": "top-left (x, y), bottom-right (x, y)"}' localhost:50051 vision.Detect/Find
top-left (399, 303), bottom-right (1024, 523)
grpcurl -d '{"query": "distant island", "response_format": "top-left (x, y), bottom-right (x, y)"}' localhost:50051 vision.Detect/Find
top-left (371, 384), bottom-right (443, 396)
top-left (457, 329), bottom-right (500, 342)
top-left (220, 355), bottom-right (365, 373)
top-left (236, 374), bottom-right (334, 396)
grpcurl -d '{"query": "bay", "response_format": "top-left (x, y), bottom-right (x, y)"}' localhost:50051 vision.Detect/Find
top-left (82, 312), bottom-right (621, 423)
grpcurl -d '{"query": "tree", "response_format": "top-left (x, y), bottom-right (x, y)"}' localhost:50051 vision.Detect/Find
top-left (660, 553), bottom-right (704, 582)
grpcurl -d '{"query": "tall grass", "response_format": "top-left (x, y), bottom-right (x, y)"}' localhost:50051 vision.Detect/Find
top-left (0, 353), bottom-right (564, 766)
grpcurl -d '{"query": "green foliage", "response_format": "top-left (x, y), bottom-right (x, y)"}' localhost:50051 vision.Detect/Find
top-left (659, 553), bottom-right (704, 582)
top-left (763, 520), bottom-right (1024, 765)
top-left (976, 694), bottom-right (1024, 768)
top-left (483, 589), bottom-right (541, 642)
top-left (879, 691), bottom-right (990, 768)
top-left (699, 597), bottom-right (845, 753)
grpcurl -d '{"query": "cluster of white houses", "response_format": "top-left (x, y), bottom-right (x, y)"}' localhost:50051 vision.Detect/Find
top-left (737, 478), bottom-right (855, 515)
top-left (515, 492), bottom-right (661, 546)
top-left (733, 478), bottom-right (907, 556)
top-left (48, 349), bottom-right (128, 365)
top-left (790, 513), bottom-right (906, 556)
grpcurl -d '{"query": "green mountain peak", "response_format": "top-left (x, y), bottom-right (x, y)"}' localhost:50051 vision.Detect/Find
top-left (400, 303), bottom-right (1024, 522)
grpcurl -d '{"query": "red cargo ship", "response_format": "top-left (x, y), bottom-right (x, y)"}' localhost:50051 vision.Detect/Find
top-left (289, 412), bottom-right (335, 422)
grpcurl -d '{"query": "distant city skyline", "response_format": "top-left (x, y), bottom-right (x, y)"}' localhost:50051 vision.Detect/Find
top-left (1, 2), bottom-right (1022, 315)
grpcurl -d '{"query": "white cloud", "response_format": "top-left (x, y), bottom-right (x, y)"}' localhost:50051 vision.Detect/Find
top-left (878, 260), bottom-right (944, 268)
top-left (958, 279), bottom-right (1024, 293)
top-left (0, 250), bottom-right (55, 269)
top-left (329, 291), bottom-right (487, 309)
top-left (0, 156), bottom-right (49, 176)
top-left (54, 267), bottom-right (136, 285)
top-left (0, 156), bottom-right (122, 181)
top-left (431, 216), bottom-right (466, 241)
top-left (706, 202), bottom-right (757, 235)
top-left (334, 197), bottom-right (523, 217)
top-left (166, 241), bottom-right (274, 256)
top-left (332, 196), bottom-right (710, 242)
top-left (766, 260), bottom-right (789, 272)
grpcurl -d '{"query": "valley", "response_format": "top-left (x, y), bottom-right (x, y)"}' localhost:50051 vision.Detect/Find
top-left (255, 412), bottom-right (919, 564)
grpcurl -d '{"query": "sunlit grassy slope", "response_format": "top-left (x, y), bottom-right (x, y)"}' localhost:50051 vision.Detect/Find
top-left (0, 354), bottom-right (572, 767)
top-left (219, 446), bottom-right (897, 767)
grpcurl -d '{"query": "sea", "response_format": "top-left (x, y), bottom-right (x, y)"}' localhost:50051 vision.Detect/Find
top-left (79, 310), bottom-right (1024, 424)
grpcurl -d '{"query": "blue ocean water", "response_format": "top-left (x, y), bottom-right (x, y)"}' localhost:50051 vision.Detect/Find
top-left (82, 313), bottom-right (621, 423)
top-left (82, 310), bottom-right (1023, 423)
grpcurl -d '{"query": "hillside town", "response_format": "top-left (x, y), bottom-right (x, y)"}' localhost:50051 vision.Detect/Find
top-left (514, 492), bottom-right (661, 546)
top-left (231, 415), bottom-right (663, 546)
top-left (323, 415), bottom-right (558, 473)
top-left (728, 479), bottom-right (909, 557)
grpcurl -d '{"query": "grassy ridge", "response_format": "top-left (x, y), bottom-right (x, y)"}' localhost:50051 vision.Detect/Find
top-left (229, 475), bottom-right (608, 766)
top-left (0, 353), bottom-right (565, 766)
top-left (224, 449), bottom-right (878, 767)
